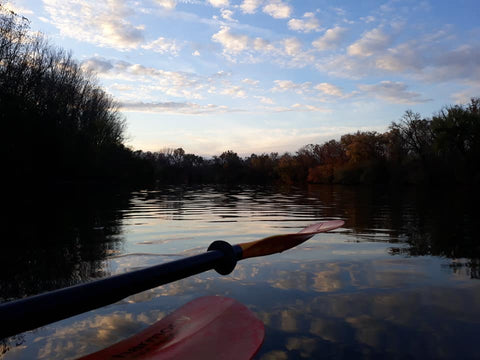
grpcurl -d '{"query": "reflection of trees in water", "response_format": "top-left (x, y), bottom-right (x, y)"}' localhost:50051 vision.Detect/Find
top-left (305, 185), bottom-right (480, 277)
top-left (133, 184), bottom-right (479, 277)
top-left (1, 187), bottom-right (132, 302)
top-left (442, 260), bottom-right (480, 280)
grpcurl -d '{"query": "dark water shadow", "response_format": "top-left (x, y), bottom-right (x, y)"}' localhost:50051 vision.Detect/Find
top-left (2, 186), bottom-right (132, 303)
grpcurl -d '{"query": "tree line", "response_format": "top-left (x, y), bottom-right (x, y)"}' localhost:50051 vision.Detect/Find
top-left (2, 4), bottom-right (479, 187)
top-left (136, 98), bottom-right (480, 185)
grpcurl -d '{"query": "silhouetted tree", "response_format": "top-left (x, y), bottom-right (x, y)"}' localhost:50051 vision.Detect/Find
top-left (245, 153), bottom-right (278, 183)
top-left (295, 145), bottom-right (320, 182)
top-left (390, 110), bottom-right (434, 163)
top-left (1, 4), bottom-right (150, 185)
top-left (431, 98), bottom-right (480, 183)
top-left (214, 150), bottom-right (244, 183)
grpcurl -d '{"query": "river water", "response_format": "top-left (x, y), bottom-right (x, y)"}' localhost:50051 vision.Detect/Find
top-left (1, 185), bottom-right (479, 359)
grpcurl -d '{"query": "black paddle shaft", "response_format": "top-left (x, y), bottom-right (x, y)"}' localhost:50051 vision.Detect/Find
top-left (0, 242), bottom-right (242, 339)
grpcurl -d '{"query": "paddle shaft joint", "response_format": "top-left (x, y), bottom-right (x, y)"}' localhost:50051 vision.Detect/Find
top-left (208, 241), bottom-right (241, 275)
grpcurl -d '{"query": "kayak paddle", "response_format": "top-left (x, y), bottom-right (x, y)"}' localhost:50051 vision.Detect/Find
top-left (78, 296), bottom-right (265, 360)
top-left (0, 220), bottom-right (344, 339)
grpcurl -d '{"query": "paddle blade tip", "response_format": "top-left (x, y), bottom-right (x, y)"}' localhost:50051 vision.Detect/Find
top-left (299, 220), bottom-right (345, 234)
top-left (237, 220), bottom-right (345, 260)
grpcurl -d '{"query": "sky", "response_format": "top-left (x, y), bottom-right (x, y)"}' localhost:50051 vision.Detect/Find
top-left (4, 0), bottom-right (480, 156)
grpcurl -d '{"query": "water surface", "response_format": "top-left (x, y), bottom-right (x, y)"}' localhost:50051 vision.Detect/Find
top-left (1, 185), bottom-right (479, 359)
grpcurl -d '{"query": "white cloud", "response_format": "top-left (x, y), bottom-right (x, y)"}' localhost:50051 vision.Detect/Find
top-left (81, 58), bottom-right (212, 100)
top-left (358, 81), bottom-right (431, 104)
top-left (42, 0), bottom-right (145, 50)
top-left (255, 96), bottom-right (275, 104)
top-left (253, 37), bottom-right (276, 53)
top-left (81, 58), bottom-right (281, 108)
top-left (267, 80), bottom-right (343, 99)
top-left (142, 37), bottom-right (179, 55)
top-left (212, 26), bottom-right (249, 54)
top-left (314, 27), bottom-right (480, 83)
top-left (347, 27), bottom-right (392, 57)
top-left (263, 0), bottom-right (292, 19)
top-left (211, 26), bottom-right (313, 67)
top-left (221, 9), bottom-right (236, 21)
top-left (155, 0), bottom-right (176, 10)
top-left (268, 104), bottom-right (329, 112)
top-left (288, 12), bottom-right (320, 33)
top-left (242, 78), bottom-right (260, 86)
top-left (272, 80), bottom-right (312, 94)
top-left (120, 101), bottom-right (232, 114)
top-left (375, 45), bottom-right (419, 72)
top-left (208, 0), bottom-right (229, 8)
top-left (331, 7), bottom-right (346, 17)
top-left (372, 33), bottom-right (480, 82)
top-left (280, 38), bottom-right (315, 67)
top-left (290, 103), bottom-right (329, 112)
top-left (221, 85), bottom-right (247, 98)
top-left (360, 15), bottom-right (376, 23)
top-left (312, 26), bottom-right (348, 51)
top-left (315, 53), bottom-right (372, 79)
top-left (81, 58), bottom-right (115, 73)
top-left (240, 0), bottom-right (262, 14)
top-left (283, 37), bottom-right (302, 56)
top-left (426, 44), bottom-right (480, 82)
top-left (451, 87), bottom-right (480, 104)
top-left (3, 1), bottom-right (34, 15)
top-left (110, 83), bottom-right (136, 92)
top-left (315, 83), bottom-right (343, 97)
top-left (192, 50), bottom-right (201, 56)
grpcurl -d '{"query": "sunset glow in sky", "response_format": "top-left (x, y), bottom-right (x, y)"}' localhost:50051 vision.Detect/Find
top-left (5, 0), bottom-right (480, 155)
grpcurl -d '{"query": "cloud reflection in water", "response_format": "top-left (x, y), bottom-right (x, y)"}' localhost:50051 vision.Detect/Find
top-left (3, 254), bottom-right (479, 359)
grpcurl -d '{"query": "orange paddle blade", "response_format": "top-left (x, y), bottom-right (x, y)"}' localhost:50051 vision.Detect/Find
top-left (238, 220), bottom-right (344, 259)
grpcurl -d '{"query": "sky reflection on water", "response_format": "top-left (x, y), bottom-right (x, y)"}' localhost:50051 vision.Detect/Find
top-left (2, 185), bottom-right (479, 359)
